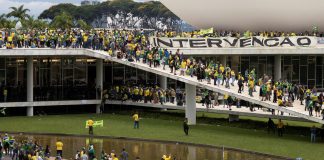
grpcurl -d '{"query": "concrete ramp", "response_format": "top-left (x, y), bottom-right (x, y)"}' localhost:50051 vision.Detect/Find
top-left (91, 50), bottom-right (324, 124)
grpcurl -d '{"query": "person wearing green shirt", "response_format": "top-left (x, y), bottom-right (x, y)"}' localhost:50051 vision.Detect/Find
top-left (308, 100), bottom-right (314, 116)
top-left (217, 71), bottom-right (223, 86)
top-left (213, 70), bottom-right (218, 86)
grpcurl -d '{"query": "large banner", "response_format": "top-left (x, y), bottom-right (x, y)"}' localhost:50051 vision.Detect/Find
top-left (149, 36), bottom-right (317, 48)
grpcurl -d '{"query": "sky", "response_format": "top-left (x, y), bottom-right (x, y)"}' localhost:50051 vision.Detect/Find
top-left (0, 0), bottom-right (151, 18)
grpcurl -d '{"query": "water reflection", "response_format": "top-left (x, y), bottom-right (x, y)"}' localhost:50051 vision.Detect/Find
top-left (11, 134), bottom-right (288, 160)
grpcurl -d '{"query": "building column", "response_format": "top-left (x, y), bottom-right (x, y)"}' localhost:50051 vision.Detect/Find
top-left (159, 76), bottom-right (167, 90)
top-left (274, 55), bottom-right (282, 81)
top-left (185, 83), bottom-right (196, 125)
top-left (159, 76), bottom-right (167, 110)
top-left (220, 56), bottom-right (227, 66)
top-left (96, 59), bottom-right (103, 114)
top-left (27, 56), bottom-right (33, 116)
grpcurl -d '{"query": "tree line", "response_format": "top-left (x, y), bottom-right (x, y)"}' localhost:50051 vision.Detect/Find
top-left (0, 0), bottom-right (180, 31)
top-left (0, 4), bottom-right (91, 30)
top-left (39, 0), bottom-right (180, 30)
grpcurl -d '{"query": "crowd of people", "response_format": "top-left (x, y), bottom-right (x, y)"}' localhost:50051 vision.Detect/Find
top-left (0, 28), bottom-right (323, 50)
top-left (0, 133), bottom-right (51, 160)
top-left (101, 84), bottom-right (186, 106)
top-left (0, 29), bottom-right (151, 50)
top-left (1, 28), bottom-right (323, 50)
top-left (0, 133), bottom-right (139, 160)
top-left (156, 30), bottom-right (324, 38)
top-left (119, 44), bottom-right (324, 117)
top-left (0, 133), bottom-right (184, 160)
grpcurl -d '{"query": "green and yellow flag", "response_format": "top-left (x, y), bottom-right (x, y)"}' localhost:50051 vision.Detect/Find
top-left (199, 27), bottom-right (214, 35)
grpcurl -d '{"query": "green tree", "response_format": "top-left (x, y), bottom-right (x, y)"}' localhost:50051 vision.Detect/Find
top-left (50, 12), bottom-right (73, 29)
top-left (0, 14), bottom-right (8, 28)
top-left (38, 3), bottom-right (77, 19)
top-left (76, 19), bottom-right (92, 30)
top-left (39, 0), bottom-right (181, 30)
top-left (7, 5), bottom-right (30, 20)
top-left (22, 16), bottom-right (49, 29)
top-left (0, 14), bottom-right (15, 29)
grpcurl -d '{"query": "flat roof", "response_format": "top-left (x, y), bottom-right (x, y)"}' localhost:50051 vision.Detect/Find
top-left (1, 48), bottom-right (324, 57)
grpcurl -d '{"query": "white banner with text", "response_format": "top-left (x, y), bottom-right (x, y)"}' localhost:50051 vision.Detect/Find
top-left (149, 36), bottom-right (317, 48)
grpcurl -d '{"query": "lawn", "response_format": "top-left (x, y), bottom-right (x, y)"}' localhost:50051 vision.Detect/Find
top-left (0, 113), bottom-right (323, 160)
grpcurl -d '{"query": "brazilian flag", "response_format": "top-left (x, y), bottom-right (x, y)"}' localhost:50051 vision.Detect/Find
top-left (199, 28), bottom-right (213, 35)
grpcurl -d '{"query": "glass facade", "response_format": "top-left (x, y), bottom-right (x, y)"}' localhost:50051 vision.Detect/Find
top-left (0, 55), bottom-right (322, 103)
top-left (194, 55), bottom-right (323, 87)
top-left (193, 55), bottom-right (274, 80)
top-left (282, 55), bottom-right (324, 88)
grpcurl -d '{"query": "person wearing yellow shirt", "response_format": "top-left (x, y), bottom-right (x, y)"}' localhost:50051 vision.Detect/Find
top-left (144, 88), bottom-right (150, 103)
top-left (83, 34), bottom-right (88, 48)
top-left (31, 154), bottom-right (37, 160)
top-left (148, 53), bottom-right (153, 67)
top-left (113, 155), bottom-right (119, 160)
top-left (87, 118), bottom-right (94, 135)
top-left (186, 58), bottom-right (191, 67)
top-left (23, 34), bottom-right (29, 48)
top-left (164, 154), bottom-right (172, 160)
top-left (127, 34), bottom-right (133, 42)
top-left (0, 33), bottom-right (3, 48)
top-left (134, 87), bottom-right (139, 101)
top-left (108, 48), bottom-right (113, 56)
top-left (132, 112), bottom-right (139, 129)
top-left (278, 98), bottom-right (284, 106)
top-left (139, 87), bottom-right (143, 97)
top-left (223, 93), bottom-right (229, 108)
top-left (180, 59), bottom-right (187, 76)
top-left (277, 119), bottom-right (284, 137)
top-left (213, 70), bottom-right (218, 86)
top-left (56, 140), bottom-right (63, 157)
top-left (248, 78), bottom-right (254, 97)
top-left (219, 64), bottom-right (225, 74)
top-left (136, 50), bottom-right (141, 62)
top-left (230, 70), bottom-right (235, 86)
top-left (277, 89), bottom-right (282, 99)
top-left (7, 35), bottom-right (13, 48)
top-left (71, 36), bottom-right (77, 48)
top-left (39, 34), bottom-right (46, 48)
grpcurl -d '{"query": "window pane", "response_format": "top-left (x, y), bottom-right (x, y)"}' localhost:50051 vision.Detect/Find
top-left (63, 69), bottom-right (73, 86)
top-left (300, 66), bottom-right (307, 85)
top-left (104, 65), bottom-right (112, 85)
top-left (300, 56), bottom-right (307, 65)
top-left (74, 59), bottom-right (87, 86)
top-left (308, 63), bottom-right (315, 79)
top-left (316, 66), bottom-right (322, 87)
top-left (113, 67), bottom-right (124, 85)
top-left (283, 56), bottom-right (292, 65)
top-left (51, 60), bottom-right (62, 85)
top-left (292, 60), bottom-right (299, 80)
top-left (125, 66), bottom-right (137, 84)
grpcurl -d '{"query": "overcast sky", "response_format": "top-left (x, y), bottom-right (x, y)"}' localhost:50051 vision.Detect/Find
top-left (0, 0), bottom-right (151, 17)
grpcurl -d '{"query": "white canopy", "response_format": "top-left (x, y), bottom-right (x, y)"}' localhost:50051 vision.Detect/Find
top-left (160, 0), bottom-right (324, 32)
